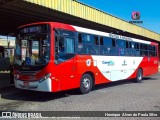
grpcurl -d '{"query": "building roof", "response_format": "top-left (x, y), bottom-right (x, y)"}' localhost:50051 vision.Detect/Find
top-left (0, 0), bottom-right (159, 42)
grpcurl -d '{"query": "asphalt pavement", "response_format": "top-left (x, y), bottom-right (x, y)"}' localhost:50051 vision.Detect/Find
top-left (0, 73), bottom-right (160, 120)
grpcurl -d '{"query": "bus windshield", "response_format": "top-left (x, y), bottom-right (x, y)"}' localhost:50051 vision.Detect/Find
top-left (14, 25), bottom-right (50, 68)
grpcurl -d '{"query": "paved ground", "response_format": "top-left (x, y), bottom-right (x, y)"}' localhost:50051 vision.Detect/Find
top-left (0, 73), bottom-right (160, 120)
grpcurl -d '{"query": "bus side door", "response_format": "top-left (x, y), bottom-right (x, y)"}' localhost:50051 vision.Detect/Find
top-left (54, 29), bottom-right (77, 91)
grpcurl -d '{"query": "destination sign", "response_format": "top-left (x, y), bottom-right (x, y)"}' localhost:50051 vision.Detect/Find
top-left (109, 33), bottom-right (133, 41)
top-left (20, 24), bottom-right (49, 34)
top-left (24, 26), bottom-right (42, 33)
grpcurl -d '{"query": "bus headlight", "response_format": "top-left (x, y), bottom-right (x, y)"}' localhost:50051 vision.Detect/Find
top-left (39, 73), bottom-right (51, 83)
top-left (14, 75), bottom-right (19, 81)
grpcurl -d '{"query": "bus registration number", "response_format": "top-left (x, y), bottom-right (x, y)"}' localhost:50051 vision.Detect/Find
top-left (23, 81), bottom-right (29, 87)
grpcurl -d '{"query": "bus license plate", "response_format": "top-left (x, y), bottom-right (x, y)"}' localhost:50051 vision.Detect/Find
top-left (23, 81), bottom-right (29, 87)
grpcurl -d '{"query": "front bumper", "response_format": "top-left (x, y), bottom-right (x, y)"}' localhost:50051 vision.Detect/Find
top-left (14, 78), bottom-right (52, 92)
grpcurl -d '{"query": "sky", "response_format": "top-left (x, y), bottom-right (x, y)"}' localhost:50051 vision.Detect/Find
top-left (79, 0), bottom-right (160, 34)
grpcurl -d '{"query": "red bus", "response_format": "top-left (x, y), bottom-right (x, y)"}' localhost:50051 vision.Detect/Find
top-left (13, 22), bottom-right (159, 94)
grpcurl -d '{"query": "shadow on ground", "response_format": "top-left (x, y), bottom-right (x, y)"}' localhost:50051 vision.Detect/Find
top-left (0, 73), bottom-right (11, 88)
top-left (1, 76), bottom-right (159, 102)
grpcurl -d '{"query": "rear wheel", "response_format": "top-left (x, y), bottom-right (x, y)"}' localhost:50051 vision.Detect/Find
top-left (80, 74), bottom-right (93, 94)
top-left (135, 68), bottom-right (143, 83)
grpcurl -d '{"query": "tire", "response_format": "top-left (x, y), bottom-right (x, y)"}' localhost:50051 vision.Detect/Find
top-left (80, 74), bottom-right (93, 94)
top-left (135, 68), bottom-right (143, 83)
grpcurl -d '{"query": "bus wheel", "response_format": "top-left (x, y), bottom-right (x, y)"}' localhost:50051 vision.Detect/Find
top-left (80, 74), bottom-right (93, 94)
top-left (135, 68), bottom-right (143, 83)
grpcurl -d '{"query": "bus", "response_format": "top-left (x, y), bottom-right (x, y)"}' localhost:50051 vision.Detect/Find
top-left (13, 22), bottom-right (159, 94)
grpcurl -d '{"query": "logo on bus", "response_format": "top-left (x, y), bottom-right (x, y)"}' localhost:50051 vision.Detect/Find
top-left (86, 59), bottom-right (91, 66)
top-left (102, 61), bottom-right (114, 66)
top-left (122, 60), bottom-right (127, 66)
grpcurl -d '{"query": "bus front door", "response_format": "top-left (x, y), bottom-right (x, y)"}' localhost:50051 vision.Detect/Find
top-left (54, 29), bottom-right (77, 91)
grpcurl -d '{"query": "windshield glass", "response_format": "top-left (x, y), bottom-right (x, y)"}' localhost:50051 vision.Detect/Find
top-left (14, 24), bottom-right (50, 67)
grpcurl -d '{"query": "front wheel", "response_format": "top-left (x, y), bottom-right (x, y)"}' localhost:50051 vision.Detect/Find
top-left (135, 68), bottom-right (143, 83)
top-left (80, 74), bottom-right (93, 94)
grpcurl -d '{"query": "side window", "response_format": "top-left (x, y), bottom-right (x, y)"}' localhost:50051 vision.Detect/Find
top-left (130, 42), bottom-right (140, 56)
top-left (99, 37), bottom-right (116, 55)
top-left (135, 43), bottom-right (140, 56)
top-left (55, 29), bottom-right (75, 64)
top-left (103, 37), bottom-right (112, 46)
top-left (126, 41), bottom-right (131, 48)
top-left (126, 41), bottom-right (132, 56)
top-left (112, 38), bottom-right (116, 47)
top-left (79, 33), bottom-right (94, 44)
top-left (94, 36), bottom-right (99, 54)
top-left (140, 44), bottom-right (144, 56)
top-left (77, 33), bottom-right (99, 55)
top-left (154, 46), bottom-right (157, 56)
top-left (94, 36), bottom-right (99, 45)
top-left (131, 42), bottom-right (135, 49)
top-left (116, 39), bottom-right (126, 56)
top-left (59, 30), bottom-right (75, 53)
top-left (149, 45), bottom-right (156, 57)
top-left (78, 33), bottom-right (82, 43)
top-left (116, 39), bottom-right (126, 48)
top-left (64, 37), bottom-right (75, 53)
top-left (135, 43), bottom-right (139, 49)
top-left (143, 44), bottom-right (148, 56)
top-left (140, 44), bottom-right (148, 56)
top-left (100, 37), bottom-right (103, 45)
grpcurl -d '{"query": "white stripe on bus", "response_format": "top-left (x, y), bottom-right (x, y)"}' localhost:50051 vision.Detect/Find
top-left (72, 25), bottom-right (151, 44)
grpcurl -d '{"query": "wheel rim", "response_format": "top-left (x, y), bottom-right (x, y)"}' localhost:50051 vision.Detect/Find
top-left (82, 78), bottom-right (91, 90)
top-left (137, 70), bottom-right (142, 81)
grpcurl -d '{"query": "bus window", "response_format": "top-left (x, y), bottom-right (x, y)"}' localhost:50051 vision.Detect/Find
top-left (78, 33), bottom-right (82, 43)
top-left (77, 33), bottom-right (99, 55)
top-left (56, 30), bottom-right (75, 54)
top-left (94, 36), bottom-right (99, 54)
top-left (112, 39), bottom-right (116, 47)
top-left (64, 38), bottom-right (75, 53)
top-left (55, 30), bottom-right (75, 64)
top-left (116, 39), bottom-right (126, 48)
top-left (100, 37), bottom-right (112, 55)
top-left (126, 41), bottom-right (131, 48)
top-left (81, 34), bottom-right (94, 44)
top-left (100, 37), bottom-right (103, 45)
top-left (149, 45), bottom-right (156, 57)
top-left (94, 36), bottom-right (99, 45)
top-left (103, 37), bottom-right (112, 46)
top-left (116, 39), bottom-right (126, 56)
top-left (140, 44), bottom-right (149, 56)
top-left (135, 43), bottom-right (139, 49)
